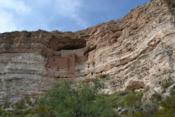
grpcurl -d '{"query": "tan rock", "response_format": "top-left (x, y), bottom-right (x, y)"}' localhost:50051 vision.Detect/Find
top-left (0, 0), bottom-right (175, 103)
top-left (125, 80), bottom-right (145, 91)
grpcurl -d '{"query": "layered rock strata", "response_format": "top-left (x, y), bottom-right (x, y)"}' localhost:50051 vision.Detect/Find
top-left (0, 0), bottom-right (175, 103)
top-left (0, 31), bottom-right (86, 103)
top-left (81, 0), bottom-right (175, 94)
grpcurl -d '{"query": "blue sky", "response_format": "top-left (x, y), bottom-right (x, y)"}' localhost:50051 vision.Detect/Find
top-left (0, 0), bottom-right (148, 33)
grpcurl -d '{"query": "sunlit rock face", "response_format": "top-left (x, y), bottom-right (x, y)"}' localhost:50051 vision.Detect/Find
top-left (80, 0), bottom-right (175, 97)
top-left (0, 0), bottom-right (175, 103)
top-left (0, 31), bottom-right (86, 103)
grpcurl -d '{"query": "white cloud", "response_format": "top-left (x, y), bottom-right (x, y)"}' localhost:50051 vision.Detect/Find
top-left (0, 0), bottom-right (31, 14)
top-left (0, 0), bottom-right (31, 32)
top-left (0, 0), bottom-right (87, 33)
top-left (0, 11), bottom-right (16, 32)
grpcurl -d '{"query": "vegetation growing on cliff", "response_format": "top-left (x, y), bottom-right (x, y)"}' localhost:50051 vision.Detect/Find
top-left (1, 80), bottom-right (175, 117)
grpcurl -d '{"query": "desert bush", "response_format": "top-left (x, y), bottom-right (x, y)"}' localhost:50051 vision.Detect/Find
top-left (36, 80), bottom-right (117, 117)
top-left (1, 80), bottom-right (175, 117)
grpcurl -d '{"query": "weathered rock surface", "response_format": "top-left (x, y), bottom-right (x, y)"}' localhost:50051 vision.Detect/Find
top-left (0, 31), bottom-right (87, 103)
top-left (0, 0), bottom-right (175, 103)
top-left (82, 0), bottom-right (175, 99)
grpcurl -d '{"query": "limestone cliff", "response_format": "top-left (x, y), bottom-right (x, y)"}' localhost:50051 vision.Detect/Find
top-left (0, 31), bottom-right (86, 103)
top-left (0, 0), bottom-right (175, 103)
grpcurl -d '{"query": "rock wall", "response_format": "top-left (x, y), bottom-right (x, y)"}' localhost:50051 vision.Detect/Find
top-left (0, 31), bottom-right (86, 103)
top-left (81, 0), bottom-right (175, 93)
top-left (0, 0), bottom-right (175, 103)
top-left (82, 0), bottom-right (175, 98)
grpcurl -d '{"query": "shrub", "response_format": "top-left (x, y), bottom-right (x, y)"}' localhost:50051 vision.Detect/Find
top-left (156, 94), bottom-right (175, 117)
top-left (1, 80), bottom-right (175, 117)
top-left (36, 80), bottom-right (117, 117)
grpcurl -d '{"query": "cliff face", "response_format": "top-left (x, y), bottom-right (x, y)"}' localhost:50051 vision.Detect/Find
top-left (0, 31), bottom-right (86, 103)
top-left (0, 0), bottom-right (175, 103)
top-left (82, 0), bottom-right (175, 96)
